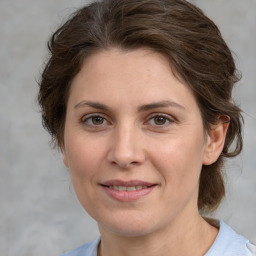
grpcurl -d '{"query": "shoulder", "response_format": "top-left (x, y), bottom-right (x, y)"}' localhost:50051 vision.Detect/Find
top-left (205, 220), bottom-right (256, 256)
top-left (60, 237), bottom-right (100, 256)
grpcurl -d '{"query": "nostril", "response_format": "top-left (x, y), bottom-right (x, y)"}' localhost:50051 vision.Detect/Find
top-left (130, 161), bottom-right (139, 165)
top-left (110, 160), bottom-right (139, 169)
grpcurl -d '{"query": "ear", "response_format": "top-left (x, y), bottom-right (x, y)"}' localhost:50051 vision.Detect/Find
top-left (60, 146), bottom-right (69, 168)
top-left (203, 116), bottom-right (230, 165)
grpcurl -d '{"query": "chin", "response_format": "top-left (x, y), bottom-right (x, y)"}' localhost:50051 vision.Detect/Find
top-left (97, 210), bottom-right (162, 238)
top-left (103, 223), bottom-right (155, 238)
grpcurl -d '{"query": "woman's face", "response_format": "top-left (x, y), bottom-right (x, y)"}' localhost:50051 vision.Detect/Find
top-left (62, 48), bottom-right (214, 237)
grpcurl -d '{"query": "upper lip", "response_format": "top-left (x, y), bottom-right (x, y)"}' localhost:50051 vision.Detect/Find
top-left (100, 180), bottom-right (156, 187)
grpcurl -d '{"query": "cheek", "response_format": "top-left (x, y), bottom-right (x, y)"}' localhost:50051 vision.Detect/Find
top-left (64, 136), bottom-right (104, 213)
top-left (150, 136), bottom-right (204, 211)
top-left (149, 133), bottom-right (205, 183)
top-left (64, 132), bottom-right (104, 179)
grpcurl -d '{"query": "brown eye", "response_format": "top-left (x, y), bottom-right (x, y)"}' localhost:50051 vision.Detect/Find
top-left (91, 116), bottom-right (105, 125)
top-left (154, 116), bottom-right (167, 125)
top-left (82, 115), bottom-right (107, 126)
top-left (147, 114), bottom-right (174, 127)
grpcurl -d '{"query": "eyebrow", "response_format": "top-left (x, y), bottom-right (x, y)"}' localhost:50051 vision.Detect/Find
top-left (74, 100), bottom-right (186, 112)
top-left (74, 101), bottom-right (111, 111)
top-left (138, 100), bottom-right (186, 112)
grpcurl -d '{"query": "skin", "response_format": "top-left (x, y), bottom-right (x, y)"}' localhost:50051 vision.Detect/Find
top-left (62, 48), bottom-right (229, 256)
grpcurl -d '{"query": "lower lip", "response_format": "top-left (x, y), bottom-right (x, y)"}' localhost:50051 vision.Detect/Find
top-left (101, 186), bottom-right (156, 202)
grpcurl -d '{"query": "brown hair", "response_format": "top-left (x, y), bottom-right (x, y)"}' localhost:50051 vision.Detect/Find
top-left (38, 0), bottom-right (243, 212)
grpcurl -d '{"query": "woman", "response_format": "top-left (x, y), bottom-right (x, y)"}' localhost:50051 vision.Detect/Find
top-left (38, 0), bottom-right (256, 255)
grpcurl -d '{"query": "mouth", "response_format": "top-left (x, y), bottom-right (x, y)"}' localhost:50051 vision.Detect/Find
top-left (100, 180), bottom-right (157, 202)
top-left (106, 185), bottom-right (150, 191)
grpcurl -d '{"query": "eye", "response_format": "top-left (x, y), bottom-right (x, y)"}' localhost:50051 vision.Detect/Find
top-left (147, 114), bottom-right (174, 126)
top-left (81, 114), bottom-right (108, 126)
top-left (152, 116), bottom-right (168, 125)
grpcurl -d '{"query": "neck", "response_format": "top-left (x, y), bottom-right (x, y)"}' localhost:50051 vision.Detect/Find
top-left (98, 213), bottom-right (218, 256)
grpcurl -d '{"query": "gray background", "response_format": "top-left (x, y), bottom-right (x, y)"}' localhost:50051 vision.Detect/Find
top-left (0, 0), bottom-right (255, 255)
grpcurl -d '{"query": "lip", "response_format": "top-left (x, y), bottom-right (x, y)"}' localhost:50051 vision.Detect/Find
top-left (100, 179), bottom-right (157, 202)
top-left (101, 179), bottom-right (155, 187)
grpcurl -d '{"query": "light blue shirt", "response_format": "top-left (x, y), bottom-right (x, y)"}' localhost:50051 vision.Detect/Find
top-left (205, 221), bottom-right (255, 256)
top-left (60, 221), bottom-right (256, 256)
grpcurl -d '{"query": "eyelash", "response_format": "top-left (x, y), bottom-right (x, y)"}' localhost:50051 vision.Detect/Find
top-left (81, 114), bottom-right (110, 127)
top-left (146, 113), bottom-right (174, 127)
top-left (80, 113), bottom-right (175, 129)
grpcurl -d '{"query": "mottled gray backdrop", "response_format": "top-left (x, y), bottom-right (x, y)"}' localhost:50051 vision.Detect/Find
top-left (0, 0), bottom-right (255, 255)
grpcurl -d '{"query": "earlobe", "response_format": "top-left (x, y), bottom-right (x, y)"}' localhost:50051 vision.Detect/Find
top-left (203, 116), bottom-right (230, 165)
top-left (61, 147), bottom-right (69, 168)
top-left (62, 154), bottom-right (69, 167)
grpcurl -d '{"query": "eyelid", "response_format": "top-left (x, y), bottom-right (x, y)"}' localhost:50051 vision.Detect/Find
top-left (147, 113), bottom-right (175, 121)
top-left (80, 112), bottom-right (176, 127)
top-left (81, 113), bottom-right (111, 126)
top-left (145, 113), bottom-right (175, 126)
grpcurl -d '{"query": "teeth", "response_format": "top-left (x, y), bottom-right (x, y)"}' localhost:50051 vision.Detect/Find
top-left (108, 186), bottom-right (148, 191)
top-left (127, 186), bottom-right (136, 191)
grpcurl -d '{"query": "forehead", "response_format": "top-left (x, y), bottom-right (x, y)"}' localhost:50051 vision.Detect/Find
top-left (75, 48), bottom-right (173, 82)
top-left (68, 47), bottom-right (198, 112)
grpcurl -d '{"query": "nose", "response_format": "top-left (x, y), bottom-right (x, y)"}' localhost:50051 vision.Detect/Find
top-left (107, 124), bottom-right (146, 169)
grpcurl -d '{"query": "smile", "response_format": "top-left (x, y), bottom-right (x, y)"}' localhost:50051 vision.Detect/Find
top-left (100, 180), bottom-right (157, 202)
top-left (108, 185), bottom-right (148, 191)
